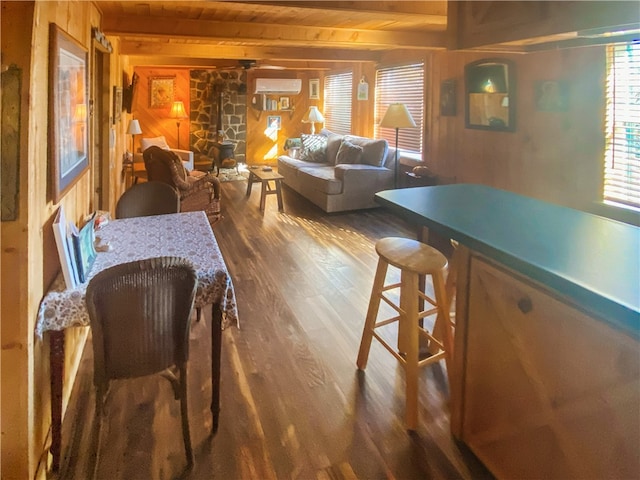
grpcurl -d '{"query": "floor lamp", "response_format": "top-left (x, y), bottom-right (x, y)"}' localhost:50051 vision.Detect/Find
top-left (379, 103), bottom-right (416, 188)
top-left (169, 101), bottom-right (188, 149)
top-left (126, 119), bottom-right (142, 153)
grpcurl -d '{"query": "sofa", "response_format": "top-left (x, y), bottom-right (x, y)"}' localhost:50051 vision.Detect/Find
top-left (277, 129), bottom-right (397, 212)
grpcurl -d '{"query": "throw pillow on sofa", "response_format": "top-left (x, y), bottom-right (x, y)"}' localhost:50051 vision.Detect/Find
top-left (344, 136), bottom-right (388, 167)
top-left (335, 139), bottom-right (363, 164)
top-left (300, 134), bottom-right (328, 163)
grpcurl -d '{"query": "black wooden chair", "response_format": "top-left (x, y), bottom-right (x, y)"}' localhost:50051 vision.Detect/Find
top-left (86, 256), bottom-right (198, 468)
top-left (115, 181), bottom-right (180, 219)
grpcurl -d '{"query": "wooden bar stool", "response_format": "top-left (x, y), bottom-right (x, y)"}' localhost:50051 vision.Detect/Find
top-left (357, 237), bottom-right (454, 430)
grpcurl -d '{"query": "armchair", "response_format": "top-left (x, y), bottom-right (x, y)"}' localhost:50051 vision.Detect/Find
top-left (143, 146), bottom-right (222, 225)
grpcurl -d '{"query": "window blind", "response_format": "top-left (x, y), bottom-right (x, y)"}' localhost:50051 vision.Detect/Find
top-left (324, 72), bottom-right (353, 135)
top-left (604, 42), bottom-right (640, 210)
top-left (374, 63), bottom-right (425, 154)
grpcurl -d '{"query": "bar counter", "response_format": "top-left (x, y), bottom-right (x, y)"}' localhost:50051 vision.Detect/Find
top-left (375, 184), bottom-right (639, 479)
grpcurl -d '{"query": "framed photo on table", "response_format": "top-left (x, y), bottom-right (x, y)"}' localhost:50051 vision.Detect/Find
top-left (148, 76), bottom-right (175, 108)
top-left (48, 24), bottom-right (89, 203)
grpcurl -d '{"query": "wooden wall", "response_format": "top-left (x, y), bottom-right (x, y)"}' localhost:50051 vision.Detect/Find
top-left (245, 70), bottom-right (311, 165)
top-left (131, 67), bottom-right (192, 152)
top-left (375, 46), bottom-right (605, 212)
top-left (423, 47), bottom-right (604, 210)
top-left (0, 2), bottom-right (126, 478)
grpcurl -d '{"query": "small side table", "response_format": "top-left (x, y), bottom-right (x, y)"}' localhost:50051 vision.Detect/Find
top-left (246, 167), bottom-right (284, 212)
top-left (403, 172), bottom-right (438, 188)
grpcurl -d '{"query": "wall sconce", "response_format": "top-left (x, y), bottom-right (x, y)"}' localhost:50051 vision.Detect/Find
top-left (169, 101), bottom-right (188, 148)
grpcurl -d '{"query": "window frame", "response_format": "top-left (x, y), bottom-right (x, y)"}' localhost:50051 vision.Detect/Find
top-left (602, 41), bottom-right (640, 217)
top-left (374, 62), bottom-right (425, 155)
top-left (323, 71), bottom-right (353, 135)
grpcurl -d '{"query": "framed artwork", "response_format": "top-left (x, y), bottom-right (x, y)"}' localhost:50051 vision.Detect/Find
top-left (280, 97), bottom-right (290, 109)
top-left (440, 79), bottom-right (457, 116)
top-left (267, 115), bottom-right (281, 130)
top-left (357, 77), bottom-right (369, 101)
top-left (48, 24), bottom-right (89, 203)
top-left (113, 86), bottom-right (122, 124)
top-left (535, 80), bottom-right (569, 112)
top-left (148, 76), bottom-right (175, 108)
top-left (309, 78), bottom-right (320, 100)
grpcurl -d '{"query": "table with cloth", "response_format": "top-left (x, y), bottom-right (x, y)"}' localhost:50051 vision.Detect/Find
top-left (36, 211), bottom-right (239, 471)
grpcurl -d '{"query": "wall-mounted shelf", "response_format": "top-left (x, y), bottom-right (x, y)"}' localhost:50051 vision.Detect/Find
top-left (249, 94), bottom-right (296, 120)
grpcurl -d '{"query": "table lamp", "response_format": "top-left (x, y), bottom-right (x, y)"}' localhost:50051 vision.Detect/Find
top-left (303, 106), bottom-right (324, 135)
top-left (126, 119), bottom-right (142, 153)
top-left (169, 100), bottom-right (188, 148)
top-left (379, 103), bottom-right (416, 188)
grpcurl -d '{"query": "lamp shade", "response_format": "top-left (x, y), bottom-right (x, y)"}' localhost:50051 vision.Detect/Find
top-left (127, 119), bottom-right (142, 135)
top-left (379, 103), bottom-right (416, 129)
top-left (169, 101), bottom-right (188, 119)
top-left (305, 106), bottom-right (325, 123)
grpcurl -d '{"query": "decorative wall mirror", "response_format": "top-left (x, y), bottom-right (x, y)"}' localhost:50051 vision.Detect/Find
top-left (465, 58), bottom-right (515, 132)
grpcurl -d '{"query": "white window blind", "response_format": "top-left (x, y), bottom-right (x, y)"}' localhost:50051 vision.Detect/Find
top-left (374, 63), bottom-right (424, 154)
top-left (324, 72), bottom-right (352, 135)
top-left (604, 42), bottom-right (640, 210)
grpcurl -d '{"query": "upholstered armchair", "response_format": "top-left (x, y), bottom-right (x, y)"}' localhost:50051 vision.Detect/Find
top-left (143, 145), bottom-right (222, 225)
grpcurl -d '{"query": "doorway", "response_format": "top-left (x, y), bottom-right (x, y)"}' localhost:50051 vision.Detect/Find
top-left (91, 39), bottom-right (111, 210)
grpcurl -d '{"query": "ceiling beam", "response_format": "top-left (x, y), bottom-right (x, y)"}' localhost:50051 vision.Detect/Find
top-left (129, 57), bottom-right (339, 70)
top-left (119, 40), bottom-right (386, 62)
top-left (225, 1), bottom-right (448, 17)
top-left (102, 15), bottom-right (447, 50)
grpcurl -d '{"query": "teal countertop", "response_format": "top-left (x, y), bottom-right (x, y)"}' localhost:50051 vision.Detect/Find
top-left (375, 184), bottom-right (640, 338)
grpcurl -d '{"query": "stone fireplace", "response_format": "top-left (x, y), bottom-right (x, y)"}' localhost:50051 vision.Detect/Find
top-left (190, 70), bottom-right (247, 165)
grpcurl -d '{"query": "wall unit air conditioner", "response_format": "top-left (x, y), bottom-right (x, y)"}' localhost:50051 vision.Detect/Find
top-left (254, 78), bottom-right (302, 94)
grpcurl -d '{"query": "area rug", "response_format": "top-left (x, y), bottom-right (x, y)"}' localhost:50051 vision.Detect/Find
top-left (218, 167), bottom-right (249, 183)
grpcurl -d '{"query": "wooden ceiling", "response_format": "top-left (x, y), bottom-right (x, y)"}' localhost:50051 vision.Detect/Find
top-left (96, 1), bottom-right (449, 69)
top-left (97, 1), bottom-right (640, 69)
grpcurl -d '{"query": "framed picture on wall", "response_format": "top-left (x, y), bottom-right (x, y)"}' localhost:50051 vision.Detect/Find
top-left (267, 115), bottom-right (281, 130)
top-left (48, 23), bottom-right (89, 203)
top-left (148, 76), bottom-right (175, 108)
top-left (309, 79), bottom-right (320, 100)
top-left (280, 97), bottom-right (290, 109)
top-left (535, 80), bottom-right (569, 112)
top-left (440, 79), bottom-right (456, 116)
top-left (113, 86), bottom-right (122, 124)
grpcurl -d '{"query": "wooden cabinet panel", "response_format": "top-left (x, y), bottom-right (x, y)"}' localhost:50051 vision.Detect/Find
top-left (449, 1), bottom-right (639, 50)
top-left (460, 255), bottom-right (639, 479)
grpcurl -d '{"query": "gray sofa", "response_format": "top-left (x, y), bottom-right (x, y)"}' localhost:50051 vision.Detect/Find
top-left (277, 129), bottom-right (397, 212)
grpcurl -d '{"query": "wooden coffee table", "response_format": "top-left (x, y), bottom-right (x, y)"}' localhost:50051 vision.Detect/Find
top-left (245, 166), bottom-right (284, 212)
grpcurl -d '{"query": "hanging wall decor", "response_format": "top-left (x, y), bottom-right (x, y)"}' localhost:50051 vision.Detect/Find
top-left (113, 86), bottom-right (122, 124)
top-left (357, 76), bottom-right (369, 101)
top-left (440, 79), bottom-right (457, 116)
top-left (149, 76), bottom-right (175, 108)
top-left (309, 79), bottom-right (320, 100)
top-left (48, 24), bottom-right (89, 203)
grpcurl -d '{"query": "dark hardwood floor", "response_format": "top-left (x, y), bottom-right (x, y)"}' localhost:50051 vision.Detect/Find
top-left (57, 179), bottom-right (492, 479)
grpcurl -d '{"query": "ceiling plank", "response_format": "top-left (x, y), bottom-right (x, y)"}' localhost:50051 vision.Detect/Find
top-left (102, 15), bottom-right (447, 50)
